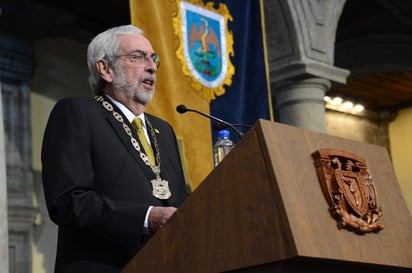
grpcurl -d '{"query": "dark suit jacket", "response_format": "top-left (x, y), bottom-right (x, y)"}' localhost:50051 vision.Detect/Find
top-left (41, 96), bottom-right (189, 273)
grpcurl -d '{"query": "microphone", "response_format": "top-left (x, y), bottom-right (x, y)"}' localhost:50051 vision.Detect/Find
top-left (176, 104), bottom-right (244, 139)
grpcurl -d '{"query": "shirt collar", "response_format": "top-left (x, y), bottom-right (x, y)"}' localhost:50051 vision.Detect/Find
top-left (106, 95), bottom-right (146, 127)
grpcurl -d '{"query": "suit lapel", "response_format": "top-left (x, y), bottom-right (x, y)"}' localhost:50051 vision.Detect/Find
top-left (97, 97), bottom-right (156, 180)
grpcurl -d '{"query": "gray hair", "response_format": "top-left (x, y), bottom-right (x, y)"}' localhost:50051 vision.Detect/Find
top-left (87, 25), bottom-right (144, 95)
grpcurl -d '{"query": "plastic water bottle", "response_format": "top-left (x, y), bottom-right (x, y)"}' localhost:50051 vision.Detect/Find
top-left (213, 129), bottom-right (235, 166)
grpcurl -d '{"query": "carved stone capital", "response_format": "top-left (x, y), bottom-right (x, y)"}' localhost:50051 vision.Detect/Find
top-left (264, 0), bottom-right (349, 83)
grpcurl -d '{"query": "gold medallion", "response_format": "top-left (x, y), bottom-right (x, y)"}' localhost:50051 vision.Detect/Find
top-left (151, 177), bottom-right (172, 200)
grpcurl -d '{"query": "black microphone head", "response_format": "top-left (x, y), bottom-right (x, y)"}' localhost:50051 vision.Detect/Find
top-left (176, 104), bottom-right (187, 114)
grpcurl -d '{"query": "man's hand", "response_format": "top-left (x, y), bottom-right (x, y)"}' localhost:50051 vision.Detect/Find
top-left (148, 206), bottom-right (177, 232)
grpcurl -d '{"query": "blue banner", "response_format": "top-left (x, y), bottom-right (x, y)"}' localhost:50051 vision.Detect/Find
top-left (209, 0), bottom-right (273, 143)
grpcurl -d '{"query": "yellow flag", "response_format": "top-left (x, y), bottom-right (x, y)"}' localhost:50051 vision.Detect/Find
top-left (130, 0), bottom-right (214, 189)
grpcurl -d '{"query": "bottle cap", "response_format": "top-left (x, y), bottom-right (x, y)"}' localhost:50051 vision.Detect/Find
top-left (218, 129), bottom-right (230, 138)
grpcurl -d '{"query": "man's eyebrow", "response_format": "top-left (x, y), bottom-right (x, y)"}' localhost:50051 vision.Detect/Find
top-left (130, 49), bottom-right (157, 57)
top-left (129, 49), bottom-right (145, 54)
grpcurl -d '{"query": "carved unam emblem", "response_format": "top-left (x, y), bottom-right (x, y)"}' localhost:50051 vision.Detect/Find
top-left (312, 148), bottom-right (384, 234)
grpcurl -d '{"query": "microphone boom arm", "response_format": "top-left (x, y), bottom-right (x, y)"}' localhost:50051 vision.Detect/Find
top-left (176, 105), bottom-right (244, 139)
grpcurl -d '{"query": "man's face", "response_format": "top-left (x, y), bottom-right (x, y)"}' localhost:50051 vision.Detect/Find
top-left (112, 34), bottom-right (159, 105)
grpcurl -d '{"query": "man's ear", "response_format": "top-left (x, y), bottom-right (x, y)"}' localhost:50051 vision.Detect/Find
top-left (96, 60), bottom-right (114, 83)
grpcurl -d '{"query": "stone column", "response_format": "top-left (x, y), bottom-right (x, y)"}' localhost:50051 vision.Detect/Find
top-left (274, 77), bottom-right (330, 132)
top-left (263, 0), bottom-right (349, 131)
top-left (0, 35), bottom-right (36, 273)
top-left (0, 81), bottom-right (9, 273)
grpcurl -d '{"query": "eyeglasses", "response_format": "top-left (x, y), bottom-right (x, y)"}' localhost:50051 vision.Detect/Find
top-left (115, 50), bottom-right (160, 68)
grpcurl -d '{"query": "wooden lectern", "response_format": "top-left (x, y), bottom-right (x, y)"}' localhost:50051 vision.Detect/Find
top-left (122, 119), bottom-right (412, 273)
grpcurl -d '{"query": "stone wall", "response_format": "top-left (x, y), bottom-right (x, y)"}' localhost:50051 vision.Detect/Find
top-left (326, 109), bottom-right (394, 155)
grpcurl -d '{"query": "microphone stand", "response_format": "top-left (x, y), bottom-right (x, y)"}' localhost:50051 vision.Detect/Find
top-left (176, 105), bottom-right (245, 139)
